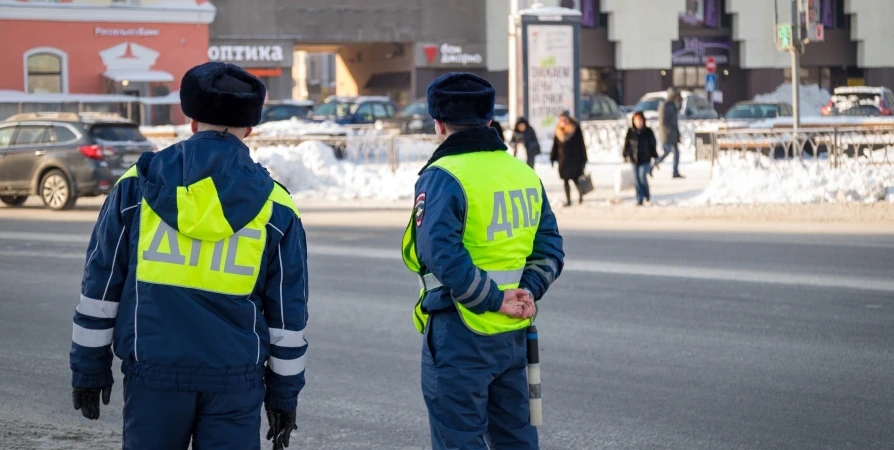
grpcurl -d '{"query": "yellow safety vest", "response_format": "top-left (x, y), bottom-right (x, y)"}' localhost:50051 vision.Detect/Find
top-left (117, 165), bottom-right (299, 296)
top-left (402, 151), bottom-right (543, 335)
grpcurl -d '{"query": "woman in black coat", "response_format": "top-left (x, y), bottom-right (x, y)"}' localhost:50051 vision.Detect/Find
top-left (622, 111), bottom-right (660, 206)
top-left (509, 117), bottom-right (540, 168)
top-left (550, 112), bottom-right (588, 206)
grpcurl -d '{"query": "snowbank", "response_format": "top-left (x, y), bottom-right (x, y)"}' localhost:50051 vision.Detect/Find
top-left (690, 158), bottom-right (894, 205)
top-left (253, 118), bottom-right (349, 138)
top-left (253, 141), bottom-right (418, 201)
top-left (753, 84), bottom-right (831, 116)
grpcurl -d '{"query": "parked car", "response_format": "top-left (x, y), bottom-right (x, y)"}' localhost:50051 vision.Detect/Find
top-left (259, 100), bottom-right (315, 124)
top-left (725, 101), bottom-right (793, 120)
top-left (821, 86), bottom-right (894, 117)
top-left (0, 112), bottom-right (153, 210)
top-left (309, 96), bottom-right (398, 125)
top-left (581, 94), bottom-right (624, 120)
top-left (376, 100), bottom-right (435, 135)
top-left (633, 90), bottom-right (719, 120)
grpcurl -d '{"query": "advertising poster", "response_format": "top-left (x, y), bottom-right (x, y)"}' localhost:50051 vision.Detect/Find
top-left (526, 25), bottom-right (575, 140)
top-left (680, 0), bottom-right (719, 28)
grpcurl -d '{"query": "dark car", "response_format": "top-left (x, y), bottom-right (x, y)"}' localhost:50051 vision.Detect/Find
top-left (0, 112), bottom-right (153, 210)
top-left (310, 96), bottom-right (398, 125)
top-left (725, 101), bottom-right (793, 120)
top-left (822, 86), bottom-right (894, 117)
top-left (376, 100), bottom-right (435, 135)
top-left (259, 100), bottom-right (315, 124)
top-left (581, 94), bottom-right (624, 120)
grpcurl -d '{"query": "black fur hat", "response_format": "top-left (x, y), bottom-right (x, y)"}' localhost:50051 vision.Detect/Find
top-left (426, 72), bottom-right (495, 126)
top-left (180, 62), bottom-right (267, 128)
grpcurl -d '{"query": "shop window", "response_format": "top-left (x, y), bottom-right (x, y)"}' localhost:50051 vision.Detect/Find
top-left (673, 67), bottom-right (708, 89)
top-left (24, 48), bottom-right (67, 94)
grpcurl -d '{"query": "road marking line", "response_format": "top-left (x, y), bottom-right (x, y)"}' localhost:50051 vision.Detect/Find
top-left (4, 234), bottom-right (892, 293)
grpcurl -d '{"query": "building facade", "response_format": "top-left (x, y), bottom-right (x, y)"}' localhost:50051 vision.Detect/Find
top-left (0, 0), bottom-right (214, 123)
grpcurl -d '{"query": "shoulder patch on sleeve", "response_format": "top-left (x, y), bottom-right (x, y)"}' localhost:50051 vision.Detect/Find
top-left (414, 193), bottom-right (426, 227)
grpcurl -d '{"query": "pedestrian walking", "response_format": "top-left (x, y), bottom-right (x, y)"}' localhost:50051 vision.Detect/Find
top-left (402, 72), bottom-right (565, 450)
top-left (510, 117), bottom-right (541, 169)
top-left (623, 111), bottom-right (660, 206)
top-left (70, 62), bottom-right (308, 450)
top-left (655, 87), bottom-right (685, 178)
top-left (550, 111), bottom-right (589, 206)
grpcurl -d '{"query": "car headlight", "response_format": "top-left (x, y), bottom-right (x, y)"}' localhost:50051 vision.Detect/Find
top-left (409, 119), bottom-right (424, 130)
top-left (374, 120), bottom-right (384, 130)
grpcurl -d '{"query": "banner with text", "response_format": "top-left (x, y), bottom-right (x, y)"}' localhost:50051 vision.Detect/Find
top-left (526, 25), bottom-right (575, 140)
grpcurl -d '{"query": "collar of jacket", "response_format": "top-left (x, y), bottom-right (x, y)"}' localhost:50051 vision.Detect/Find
top-left (419, 126), bottom-right (508, 174)
top-left (188, 130), bottom-right (251, 152)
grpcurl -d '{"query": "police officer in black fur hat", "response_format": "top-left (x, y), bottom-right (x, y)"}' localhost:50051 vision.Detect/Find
top-left (401, 72), bottom-right (564, 449)
top-left (70, 62), bottom-right (308, 450)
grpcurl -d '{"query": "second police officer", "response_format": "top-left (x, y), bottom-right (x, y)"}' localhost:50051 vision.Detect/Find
top-left (402, 73), bottom-right (565, 449)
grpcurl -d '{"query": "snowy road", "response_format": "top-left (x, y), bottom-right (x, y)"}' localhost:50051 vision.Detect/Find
top-left (1, 206), bottom-right (893, 449)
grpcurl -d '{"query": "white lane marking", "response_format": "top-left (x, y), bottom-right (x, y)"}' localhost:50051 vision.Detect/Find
top-left (4, 234), bottom-right (893, 293)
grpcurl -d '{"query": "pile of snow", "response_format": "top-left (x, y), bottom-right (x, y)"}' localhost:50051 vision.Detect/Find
top-left (753, 84), bottom-right (831, 116)
top-left (691, 155), bottom-right (894, 205)
top-left (252, 141), bottom-right (417, 201)
top-left (140, 124), bottom-right (191, 137)
top-left (254, 118), bottom-right (349, 138)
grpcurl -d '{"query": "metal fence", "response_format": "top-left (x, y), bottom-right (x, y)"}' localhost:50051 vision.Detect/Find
top-left (710, 126), bottom-right (894, 170)
top-left (579, 119), bottom-right (723, 160)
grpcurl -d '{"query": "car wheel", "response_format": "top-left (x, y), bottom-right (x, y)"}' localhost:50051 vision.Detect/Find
top-left (40, 169), bottom-right (77, 211)
top-left (0, 195), bottom-right (27, 207)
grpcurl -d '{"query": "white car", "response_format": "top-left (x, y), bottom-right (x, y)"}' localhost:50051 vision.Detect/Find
top-left (632, 90), bottom-right (719, 120)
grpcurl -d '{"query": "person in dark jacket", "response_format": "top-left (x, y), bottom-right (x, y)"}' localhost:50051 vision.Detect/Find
top-left (490, 119), bottom-right (506, 143)
top-left (510, 117), bottom-right (540, 168)
top-left (656, 87), bottom-right (684, 178)
top-left (69, 62), bottom-right (307, 450)
top-left (550, 111), bottom-right (588, 206)
top-left (623, 111), bottom-right (660, 206)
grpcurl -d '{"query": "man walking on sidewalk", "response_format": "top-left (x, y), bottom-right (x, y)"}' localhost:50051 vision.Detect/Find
top-left (656, 87), bottom-right (685, 178)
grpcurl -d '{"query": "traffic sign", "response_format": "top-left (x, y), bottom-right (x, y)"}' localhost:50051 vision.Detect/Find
top-left (705, 56), bottom-right (717, 74)
top-left (705, 73), bottom-right (717, 92)
top-left (776, 24), bottom-right (793, 51)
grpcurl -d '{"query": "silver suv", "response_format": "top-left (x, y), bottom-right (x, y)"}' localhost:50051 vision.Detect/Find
top-left (0, 112), bottom-right (153, 210)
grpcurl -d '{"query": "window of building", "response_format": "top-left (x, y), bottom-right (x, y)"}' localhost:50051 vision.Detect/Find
top-left (673, 67), bottom-right (708, 89)
top-left (25, 48), bottom-right (67, 94)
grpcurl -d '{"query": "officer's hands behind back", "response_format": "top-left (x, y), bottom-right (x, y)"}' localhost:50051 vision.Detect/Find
top-left (499, 289), bottom-right (536, 319)
top-left (72, 385), bottom-right (112, 420)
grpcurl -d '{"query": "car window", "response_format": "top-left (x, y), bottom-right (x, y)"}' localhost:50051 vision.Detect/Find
top-left (634, 98), bottom-right (662, 112)
top-left (399, 102), bottom-right (428, 117)
top-left (265, 106), bottom-right (295, 122)
top-left (386, 103), bottom-right (396, 117)
top-left (314, 101), bottom-right (355, 118)
top-left (355, 103), bottom-right (374, 121)
top-left (52, 125), bottom-right (77, 143)
top-left (372, 103), bottom-right (389, 119)
top-left (90, 125), bottom-right (147, 142)
top-left (13, 125), bottom-right (48, 145)
top-left (0, 126), bottom-right (15, 148)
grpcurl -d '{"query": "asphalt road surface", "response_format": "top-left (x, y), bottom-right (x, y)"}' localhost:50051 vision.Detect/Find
top-left (0, 204), bottom-right (893, 450)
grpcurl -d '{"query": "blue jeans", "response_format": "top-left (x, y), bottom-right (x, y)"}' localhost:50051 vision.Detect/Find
top-left (634, 164), bottom-right (651, 205)
top-left (656, 143), bottom-right (680, 176)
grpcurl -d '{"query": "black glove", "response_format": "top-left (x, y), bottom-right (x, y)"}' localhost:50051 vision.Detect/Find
top-left (72, 385), bottom-right (112, 420)
top-left (266, 407), bottom-right (298, 449)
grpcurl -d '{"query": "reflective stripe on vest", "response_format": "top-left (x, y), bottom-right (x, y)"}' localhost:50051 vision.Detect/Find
top-left (402, 150), bottom-right (543, 335)
top-left (419, 269), bottom-right (523, 291)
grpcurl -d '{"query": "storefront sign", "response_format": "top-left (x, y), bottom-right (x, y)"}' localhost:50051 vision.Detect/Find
top-left (672, 37), bottom-right (731, 66)
top-left (95, 27), bottom-right (160, 37)
top-left (680, 0), bottom-right (719, 28)
top-left (526, 25), bottom-right (575, 133)
top-left (417, 43), bottom-right (486, 68)
top-left (207, 42), bottom-right (293, 68)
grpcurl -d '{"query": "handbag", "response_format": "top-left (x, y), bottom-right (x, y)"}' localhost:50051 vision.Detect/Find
top-left (577, 172), bottom-right (594, 196)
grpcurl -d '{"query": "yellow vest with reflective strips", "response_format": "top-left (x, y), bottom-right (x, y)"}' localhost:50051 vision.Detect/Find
top-left (117, 165), bottom-right (299, 295)
top-left (402, 151), bottom-right (543, 335)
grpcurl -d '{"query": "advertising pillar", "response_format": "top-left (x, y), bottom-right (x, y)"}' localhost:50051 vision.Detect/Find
top-left (517, 6), bottom-right (581, 142)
